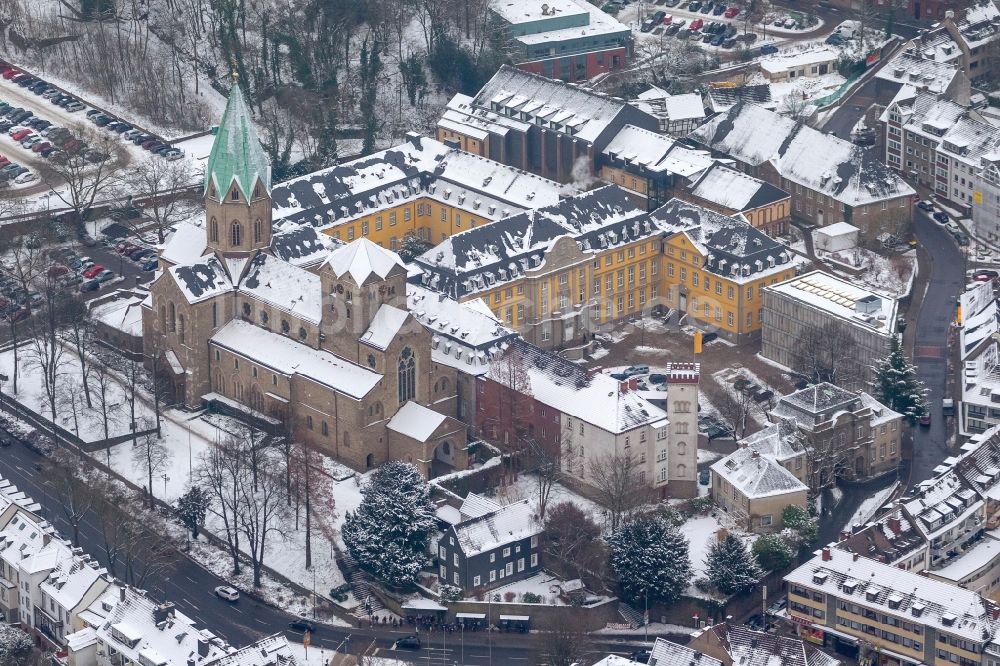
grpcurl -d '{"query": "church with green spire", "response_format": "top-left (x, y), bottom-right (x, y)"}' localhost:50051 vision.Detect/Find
top-left (140, 82), bottom-right (472, 480)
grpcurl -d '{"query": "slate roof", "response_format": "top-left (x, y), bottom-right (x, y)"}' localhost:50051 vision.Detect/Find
top-left (472, 65), bottom-right (634, 143)
top-left (689, 103), bottom-right (914, 206)
top-left (649, 198), bottom-right (795, 284)
top-left (206, 634), bottom-right (296, 666)
top-left (739, 419), bottom-right (807, 463)
top-left (269, 225), bottom-right (340, 268)
top-left (159, 222), bottom-right (207, 266)
top-left (702, 624), bottom-right (817, 666)
top-left (169, 255), bottom-right (233, 304)
top-left (452, 499), bottom-right (541, 556)
top-left (602, 125), bottom-right (714, 177)
top-left (205, 83), bottom-right (271, 198)
top-left (705, 84), bottom-right (774, 112)
top-left (773, 382), bottom-right (860, 416)
top-left (415, 185), bottom-right (648, 298)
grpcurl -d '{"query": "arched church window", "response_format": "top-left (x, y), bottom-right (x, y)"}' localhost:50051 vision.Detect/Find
top-left (231, 221), bottom-right (242, 247)
top-left (398, 347), bottom-right (416, 404)
top-left (298, 327), bottom-right (307, 340)
top-left (242, 302), bottom-right (251, 317)
top-left (209, 218), bottom-right (218, 243)
top-left (168, 302), bottom-right (176, 332)
top-left (254, 218), bottom-right (262, 244)
top-left (231, 189), bottom-right (240, 201)
top-left (281, 320), bottom-right (290, 334)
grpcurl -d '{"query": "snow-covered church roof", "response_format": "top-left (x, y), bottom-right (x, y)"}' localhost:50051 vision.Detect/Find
top-left (325, 237), bottom-right (406, 286)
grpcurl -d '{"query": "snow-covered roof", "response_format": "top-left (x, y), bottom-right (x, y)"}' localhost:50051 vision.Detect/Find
top-left (360, 305), bottom-right (411, 351)
top-left (651, 198), bottom-right (797, 284)
top-left (739, 419), bottom-right (807, 463)
top-left (875, 51), bottom-right (959, 94)
top-left (858, 392), bottom-right (902, 428)
top-left (901, 469), bottom-right (981, 540)
top-left (705, 84), bottom-right (774, 113)
top-left (711, 446), bottom-right (808, 500)
top-left (206, 634), bottom-right (296, 666)
top-left (90, 291), bottom-right (145, 337)
top-left (386, 401), bottom-right (450, 442)
top-left (210, 320), bottom-right (382, 399)
top-left (270, 133), bottom-right (565, 230)
top-left (931, 537), bottom-right (1000, 583)
top-left (472, 65), bottom-right (635, 143)
top-left (814, 221), bottom-right (859, 239)
top-left (492, 0), bottom-right (587, 24)
top-left (269, 224), bottom-right (340, 268)
top-left (325, 237), bottom-right (406, 286)
top-left (510, 0), bottom-right (630, 46)
top-left (697, 624), bottom-right (815, 666)
top-left (65, 627), bottom-right (99, 652)
top-left (689, 103), bottom-right (914, 207)
top-left (159, 222), bottom-right (207, 266)
top-left (603, 125), bottom-right (713, 177)
top-left (952, 0), bottom-right (1000, 50)
top-left (773, 382), bottom-right (863, 420)
top-left (687, 163), bottom-right (789, 212)
top-left (452, 499), bottom-right (541, 556)
top-left (415, 186), bottom-right (650, 298)
top-left (785, 548), bottom-right (995, 643)
top-left (649, 637), bottom-right (724, 666)
top-left (765, 271), bottom-right (898, 337)
top-left (759, 47), bottom-right (839, 75)
top-left (460, 493), bottom-right (503, 520)
top-left (632, 89), bottom-right (707, 123)
top-left (238, 253), bottom-right (322, 324)
top-left (960, 281), bottom-right (999, 359)
top-left (168, 255), bottom-right (234, 304)
top-left (95, 588), bottom-right (229, 666)
top-left (40, 548), bottom-right (108, 612)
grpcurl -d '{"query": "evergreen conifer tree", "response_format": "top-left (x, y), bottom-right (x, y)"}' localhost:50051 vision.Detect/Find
top-left (706, 533), bottom-right (763, 595)
top-left (608, 514), bottom-right (692, 605)
top-left (342, 462), bottom-right (437, 588)
top-left (871, 335), bottom-right (927, 424)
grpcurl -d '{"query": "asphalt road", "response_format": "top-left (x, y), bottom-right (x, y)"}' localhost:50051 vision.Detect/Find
top-left (820, 78), bottom-right (876, 141)
top-left (0, 428), bottom-right (650, 664)
top-left (907, 208), bottom-right (966, 488)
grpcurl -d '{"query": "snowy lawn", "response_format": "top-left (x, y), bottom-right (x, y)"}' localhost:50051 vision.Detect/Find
top-left (821, 248), bottom-right (916, 298)
top-left (680, 514), bottom-right (757, 595)
top-left (498, 472), bottom-right (605, 528)
top-left (0, 346), bottom-right (158, 444)
top-left (467, 572), bottom-right (577, 606)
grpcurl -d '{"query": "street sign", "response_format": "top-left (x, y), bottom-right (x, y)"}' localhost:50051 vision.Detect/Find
top-left (303, 630), bottom-right (311, 647)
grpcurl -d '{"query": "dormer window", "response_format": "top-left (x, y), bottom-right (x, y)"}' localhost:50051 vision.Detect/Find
top-left (254, 183), bottom-right (261, 198)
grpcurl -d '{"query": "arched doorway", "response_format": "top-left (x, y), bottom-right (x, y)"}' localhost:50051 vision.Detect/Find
top-left (430, 440), bottom-right (456, 478)
top-left (365, 453), bottom-right (375, 469)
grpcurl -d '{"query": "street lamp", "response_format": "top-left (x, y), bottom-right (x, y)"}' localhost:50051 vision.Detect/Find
top-left (161, 473), bottom-right (169, 496)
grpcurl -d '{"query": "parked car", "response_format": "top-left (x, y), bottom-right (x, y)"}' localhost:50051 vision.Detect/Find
top-left (129, 247), bottom-right (154, 261)
top-left (917, 200), bottom-right (934, 211)
top-left (79, 279), bottom-right (100, 293)
top-left (724, 5), bottom-right (739, 17)
top-left (141, 258), bottom-right (159, 272)
top-left (760, 44), bottom-right (779, 55)
top-left (82, 264), bottom-right (105, 279)
top-left (630, 650), bottom-right (652, 664)
top-left (699, 469), bottom-right (710, 485)
top-left (918, 412), bottom-right (932, 426)
top-left (394, 636), bottom-right (421, 650)
top-left (13, 172), bottom-right (36, 185)
top-left (689, 18), bottom-right (703, 30)
top-left (214, 586), bottom-right (240, 602)
top-left (95, 269), bottom-right (115, 283)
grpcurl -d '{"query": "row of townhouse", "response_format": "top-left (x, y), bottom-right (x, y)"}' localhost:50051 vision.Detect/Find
top-left (954, 280), bottom-right (1000, 436)
top-left (833, 424), bottom-right (1000, 599)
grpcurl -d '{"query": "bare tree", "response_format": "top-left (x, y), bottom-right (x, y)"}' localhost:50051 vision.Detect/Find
top-left (793, 321), bottom-right (863, 389)
top-left (89, 362), bottom-right (124, 466)
top-left (543, 501), bottom-right (607, 583)
top-left (238, 445), bottom-right (288, 587)
top-left (123, 157), bottom-right (200, 243)
top-left (37, 130), bottom-right (122, 233)
top-left (198, 435), bottom-right (248, 576)
top-left (587, 453), bottom-right (654, 534)
top-left (49, 449), bottom-right (97, 547)
top-left (0, 231), bottom-right (52, 395)
top-left (484, 344), bottom-right (534, 454)
top-left (61, 299), bottom-right (95, 408)
top-left (132, 423), bottom-right (172, 508)
top-left (716, 383), bottom-right (757, 440)
top-left (289, 438), bottom-right (337, 570)
top-left (532, 610), bottom-right (595, 666)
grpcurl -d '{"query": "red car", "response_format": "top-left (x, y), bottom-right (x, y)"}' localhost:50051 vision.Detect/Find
top-left (663, 14), bottom-right (672, 23)
top-left (724, 6), bottom-right (739, 17)
top-left (690, 18), bottom-right (704, 30)
top-left (31, 141), bottom-right (50, 153)
top-left (10, 130), bottom-right (31, 141)
top-left (2, 69), bottom-right (19, 80)
top-left (82, 264), bottom-right (105, 279)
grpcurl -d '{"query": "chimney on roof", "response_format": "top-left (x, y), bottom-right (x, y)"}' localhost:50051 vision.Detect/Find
top-left (840, 531), bottom-right (851, 541)
top-left (120, 586), bottom-right (126, 602)
top-left (42, 533), bottom-right (51, 547)
top-left (821, 547), bottom-right (831, 561)
top-left (153, 602), bottom-right (176, 624)
top-left (620, 381), bottom-right (629, 394)
top-left (198, 639), bottom-right (210, 658)
top-left (992, 607), bottom-right (1000, 621)
top-left (853, 552), bottom-right (860, 562)
top-left (629, 377), bottom-right (638, 391)
top-left (888, 516), bottom-right (902, 533)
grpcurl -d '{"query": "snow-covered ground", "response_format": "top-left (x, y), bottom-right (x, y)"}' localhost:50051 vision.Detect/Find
top-left (500, 472), bottom-right (605, 527)
top-left (821, 248), bottom-right (917, 299)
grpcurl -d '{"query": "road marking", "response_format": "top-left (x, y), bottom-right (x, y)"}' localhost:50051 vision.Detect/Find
top-left (230, 606), bottom-right (243, 615)
top-left (185, 576), bottom-right (197, 584)
top-left (182, 598), bottom-right (199, 611)
top-left (254, 618), bottom-right (267, 625)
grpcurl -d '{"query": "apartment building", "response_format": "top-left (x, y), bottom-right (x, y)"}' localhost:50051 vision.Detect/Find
top-left (881, 89), bottom-right (1000, 215)
top-left (711, 445), bottom-right (809, 533)
top-left (491, 0), bottom-right (632, 81)
top-left (762, 271), bottom-right (899, 392)
top-left (689, 103), bottom-right (915, 239)
top-left (957, 281), bottom-right (1000, 435)
top-left (786, 547), bottom-right (997, 666)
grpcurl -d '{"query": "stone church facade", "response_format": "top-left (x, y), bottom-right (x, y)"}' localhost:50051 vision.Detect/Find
top-left (141, 84), bottom-right (471, 478)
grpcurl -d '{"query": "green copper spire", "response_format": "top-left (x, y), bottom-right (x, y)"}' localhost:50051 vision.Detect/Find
top-left (205, 82), bottom-right (272, 199)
